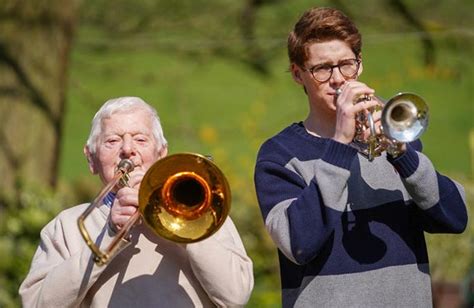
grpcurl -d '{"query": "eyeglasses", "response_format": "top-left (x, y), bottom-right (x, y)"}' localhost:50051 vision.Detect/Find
top-left (305, 59), bottom-right (360, 82)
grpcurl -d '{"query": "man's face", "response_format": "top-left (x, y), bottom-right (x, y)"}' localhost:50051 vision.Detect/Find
top-left (85, 108), bottom-right (164, 184)
top-left (291, 40), bottom-right (362, 116)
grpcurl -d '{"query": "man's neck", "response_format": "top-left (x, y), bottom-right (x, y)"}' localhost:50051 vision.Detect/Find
top-left (303, 110), bottom-right (336, 138)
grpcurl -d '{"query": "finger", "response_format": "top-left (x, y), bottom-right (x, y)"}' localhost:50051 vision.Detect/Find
top-left (127, 171), bottom-right (146, 188)
top-left (359, 109), bottom-right (382, 126)
top-left (359, 119), bottom-right (383, 139)
top-left (338, 89), bottom-right (375, 109)
top-left (371, 109), bottom-right (382, 121)
top-left (113, 214), bottom-right (136, 230)
top-left (116, 204), bottom-right (138, 216)
top-left (115, 188), bottom-right (139, 207)
top-left (373, 118), bottom-right (383, 135)
top-left (352, 100), bottom-right (379, 113)
top-left (344, 82), bottom-right (375, 97)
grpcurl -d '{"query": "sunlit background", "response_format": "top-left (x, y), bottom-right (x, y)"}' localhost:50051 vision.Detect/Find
top-left (0, 0), bottom-right (473, 307)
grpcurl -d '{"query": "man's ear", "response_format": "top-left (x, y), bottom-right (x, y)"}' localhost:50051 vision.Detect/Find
top-left (290, 63), bottom-right (304, 85)
top-left (357, 54), bottom-right (363, 77)
top-left (84, 145), bottom-right (98, 174)
top-left (158, 144), bottom-right (168, 159)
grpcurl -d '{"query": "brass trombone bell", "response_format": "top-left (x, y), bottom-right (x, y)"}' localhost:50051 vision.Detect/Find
top-left (139, 153), bottom-right (231, 243)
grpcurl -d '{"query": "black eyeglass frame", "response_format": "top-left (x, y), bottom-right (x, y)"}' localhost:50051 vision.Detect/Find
top-left (304, 58), bottom-right (361, 83)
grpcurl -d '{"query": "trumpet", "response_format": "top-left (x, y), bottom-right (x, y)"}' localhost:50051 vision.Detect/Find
top-left (341, 91), bottom-right (429, 161)
top-left (77, 153), bottom-right (231, 265)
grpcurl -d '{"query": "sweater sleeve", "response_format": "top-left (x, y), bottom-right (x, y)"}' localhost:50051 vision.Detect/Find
top-left (254, 140), bottom-right (358, 265)
top-left (19, 209), bottom-right (130, 308)
top-left (185, 217), bottom-right (254, 307)
top-left (387, 143), bottom-right (467, 233)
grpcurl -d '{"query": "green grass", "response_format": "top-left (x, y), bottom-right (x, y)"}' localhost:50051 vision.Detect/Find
top-left (62, 35), bottom-right (473, 180)
top-left (362, 36), bottom-right (473, 177)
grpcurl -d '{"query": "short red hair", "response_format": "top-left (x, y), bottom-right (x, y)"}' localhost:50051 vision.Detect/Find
top-left (288, 7), bottom-right (362, 67)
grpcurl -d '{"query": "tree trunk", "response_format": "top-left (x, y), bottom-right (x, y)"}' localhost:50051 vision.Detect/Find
top-left (388, 0), bottom-right (435, 66)
top-left (0, 1), bottom-right (80, 199)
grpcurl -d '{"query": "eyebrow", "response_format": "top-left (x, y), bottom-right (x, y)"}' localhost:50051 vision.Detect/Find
top-left (102, 131), bottom-right (152, 139)
top-left (310, 58), bottom-right (355, 68)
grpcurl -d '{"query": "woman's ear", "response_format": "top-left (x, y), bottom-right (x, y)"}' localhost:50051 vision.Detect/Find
top-left (84, 145), bottom-right (98, 174)
top-left (290, 63), bottom-right (304, 85)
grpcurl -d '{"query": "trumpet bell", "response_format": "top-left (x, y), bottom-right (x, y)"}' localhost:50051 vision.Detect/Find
top-left (382, 93), bottom-right (429, 143)
top-left (138, 153), bottom-right (231, 243)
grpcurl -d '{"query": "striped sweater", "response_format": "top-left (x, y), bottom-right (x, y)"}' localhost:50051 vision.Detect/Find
top-left (254, 122), bottom-right (467, 307)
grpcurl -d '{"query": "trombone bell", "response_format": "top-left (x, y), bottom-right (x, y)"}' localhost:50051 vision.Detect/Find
top-left (138, 153), bottom-right (230, 243)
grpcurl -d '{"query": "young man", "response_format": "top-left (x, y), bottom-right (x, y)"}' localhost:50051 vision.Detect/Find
top-left (20, 97), bottom-right (254, 307)
top-left (254, 7), bottom-right (467, 307)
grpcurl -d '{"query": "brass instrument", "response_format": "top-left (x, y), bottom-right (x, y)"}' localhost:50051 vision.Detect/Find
top-left (349, 92), bottom-right (429, 161)
top-left (78, 153), bottom-right (231, 265)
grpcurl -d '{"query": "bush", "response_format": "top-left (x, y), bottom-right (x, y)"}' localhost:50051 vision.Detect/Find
top-left (0, 184), bottom-right (65, 307)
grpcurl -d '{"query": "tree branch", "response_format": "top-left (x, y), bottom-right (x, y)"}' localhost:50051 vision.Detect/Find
top-left (0, 41), bottom-right (60, 131)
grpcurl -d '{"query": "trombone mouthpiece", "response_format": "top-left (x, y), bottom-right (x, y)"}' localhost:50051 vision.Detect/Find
top-left (335, 88), bottom-right (342, 96)
top-left (118, 159), bottom-right (134, 173)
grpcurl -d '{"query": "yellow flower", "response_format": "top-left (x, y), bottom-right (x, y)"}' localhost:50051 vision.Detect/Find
top-left (199, 125), bottom-right (218, 145)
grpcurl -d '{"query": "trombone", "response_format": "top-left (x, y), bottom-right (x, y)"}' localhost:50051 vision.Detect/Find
top-left (77, 153), bottom-right (231, 266)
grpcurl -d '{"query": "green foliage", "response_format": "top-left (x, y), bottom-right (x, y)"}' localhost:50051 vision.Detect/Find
top-left (426, 179), bottom-right (474, 282)
top-left (0, 185), bottom-right (66, 307)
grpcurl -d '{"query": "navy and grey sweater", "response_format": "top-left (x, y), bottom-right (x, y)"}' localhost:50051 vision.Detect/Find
top-left (254, 122), bottom-right (467, 307)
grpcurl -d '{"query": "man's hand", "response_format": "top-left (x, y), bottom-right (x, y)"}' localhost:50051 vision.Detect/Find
top-left (359, 106), bottom-right (383, 142)
top-left (333, 81), bottom-right (379, 144)
top-left (110, 171), bottom-right (145, 231)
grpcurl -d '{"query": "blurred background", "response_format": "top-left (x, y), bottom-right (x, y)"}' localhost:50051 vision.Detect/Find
top-left (0, 0), bottom-right (472, 307)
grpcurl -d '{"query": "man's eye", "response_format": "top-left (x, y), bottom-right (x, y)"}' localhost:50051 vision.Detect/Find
top-left (106, 139), bottom-right (119, 145)
top-left (315, 65), bottom-right (331, 72)
top-left (135, 137), bottom-right (148, 143)
top-left (339, 61), bottom-right (353, 67)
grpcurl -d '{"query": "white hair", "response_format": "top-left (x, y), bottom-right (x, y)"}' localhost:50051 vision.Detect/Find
top-left (86, 96), bottom-right (168, 154)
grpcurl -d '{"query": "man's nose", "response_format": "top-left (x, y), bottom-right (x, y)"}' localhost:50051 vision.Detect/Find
top-left (120, 136), bottom-right (135, 157)
top-left (330, 67), bottom-right (346, 86)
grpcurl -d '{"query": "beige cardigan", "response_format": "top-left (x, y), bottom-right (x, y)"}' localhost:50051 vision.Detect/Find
top-left (19, 202), bottom-right (253, 307)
